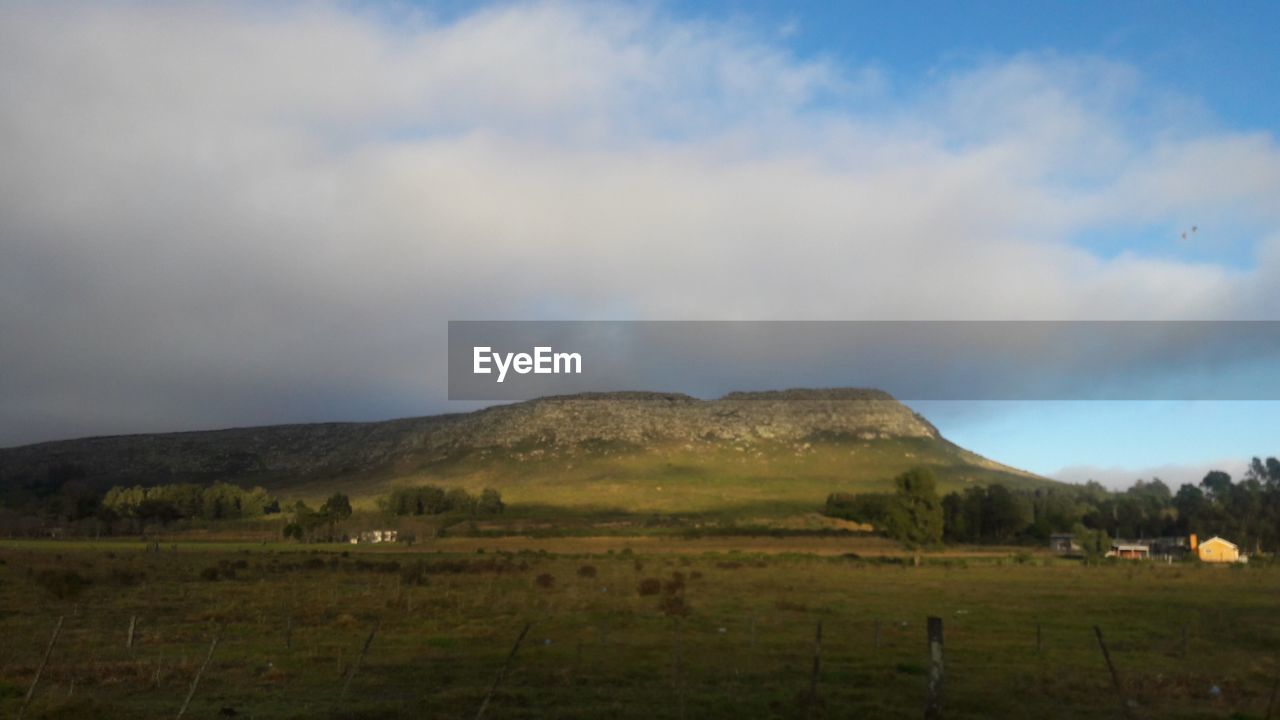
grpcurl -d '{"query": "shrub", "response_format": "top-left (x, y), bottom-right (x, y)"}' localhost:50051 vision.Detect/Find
top-left (577, 564), bottom-right (597, 578)
top-left (664, 572), bottom-right (686, 595)
top-left (106, 568), bottom-right (145, 586)
top-left (400, 562), bottom-right (428, 586)
top-left (34, 569), bottom-right (92, 600)
top-left (637, 578), bottom-right (662, 596)
top-left (535, 573), bottom-right (555, 589)
top-left (660, 595), bottom-right (691, 616)
top-left (199, 567), bottom-right (221, 582)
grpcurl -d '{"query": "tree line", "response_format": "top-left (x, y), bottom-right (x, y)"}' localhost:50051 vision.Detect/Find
top-left (278, 486), bottom-right (506, 543)
top-left (283, 493), bottom-right (353, 543)
top-left (380, 484), bottom-right (504, 517)
top-left (825, 456), bottom-right (1280, 552)
top-left (103, 482), bottom-right (279, 523)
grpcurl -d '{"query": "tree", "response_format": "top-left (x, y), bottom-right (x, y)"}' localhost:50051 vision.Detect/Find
top-left (444, 487), bottom-right (476, 514)
top-left (825, 492), bottom-right (895, 525)
top-left (981, 484), bottom-right (1030, 542)
top-left (1173, 484), bottom-right (1207, 535)
top-left (319, 492), bottom-right (352, 541)
top-left (321, 493), bottom-right (352, 521)
top-left (885, 467), bottom-right (944, 547)
top-left (1071, 522), bottom-right (1109, 565)
top-left (477, 488), bottom-right (505, 515)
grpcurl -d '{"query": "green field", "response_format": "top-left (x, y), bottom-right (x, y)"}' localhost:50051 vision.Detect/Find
top-left (1, 539), bottom-right (1277, 719)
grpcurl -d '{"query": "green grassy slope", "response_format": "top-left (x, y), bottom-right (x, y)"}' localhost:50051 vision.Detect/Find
top-left (302, 436), bottom-right (1054, 520)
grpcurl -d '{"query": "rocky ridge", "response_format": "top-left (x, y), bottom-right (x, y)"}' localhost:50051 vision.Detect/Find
top-left (0, 389), bottom-right (943, 488)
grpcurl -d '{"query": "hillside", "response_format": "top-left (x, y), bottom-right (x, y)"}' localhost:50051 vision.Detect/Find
top-left (0, 389), bottom-right (1053, 517)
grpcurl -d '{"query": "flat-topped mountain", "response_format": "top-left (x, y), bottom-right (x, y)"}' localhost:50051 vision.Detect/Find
top-left (0, 389), bottom-right (1047, 512)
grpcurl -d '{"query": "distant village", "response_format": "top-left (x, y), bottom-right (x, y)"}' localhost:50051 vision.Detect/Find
top-left (1050, 532), bottom-right (1247, 563)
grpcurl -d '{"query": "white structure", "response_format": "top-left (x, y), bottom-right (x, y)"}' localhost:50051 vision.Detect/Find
top-left (351, 529), bottom-right (398, 544)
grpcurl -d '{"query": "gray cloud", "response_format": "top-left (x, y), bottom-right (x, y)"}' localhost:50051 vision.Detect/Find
top-left (2, 2), bottom-right (1280, 446)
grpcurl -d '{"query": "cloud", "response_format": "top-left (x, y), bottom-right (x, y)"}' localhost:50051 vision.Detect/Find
top-left (1051, 459), bottom-right (1250, 490)
top-left (2, 1), bottom-right (1280, 445)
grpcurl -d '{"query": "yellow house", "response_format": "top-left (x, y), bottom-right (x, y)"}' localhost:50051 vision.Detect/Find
top-left (1197, 536), bottom-right (1241, 563)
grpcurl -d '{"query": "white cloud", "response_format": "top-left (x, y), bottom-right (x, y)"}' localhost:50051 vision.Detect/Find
top-left (1, 1), bottom-right (1280, 444)
top-left (1051, 459), bottom-right (1249, 490)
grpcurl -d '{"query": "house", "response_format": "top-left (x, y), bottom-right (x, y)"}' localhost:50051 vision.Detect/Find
top-left (1049, 533), bottom-right (1079, 555)
top-left (1196, 536), bottom-right (1241, 563)
top-left (350, 529), bottom-right (398, 544)
top-left (1146, 536), bottom-right (1189, 559)
top-left (1107, 542), bottom-right (1149, 560)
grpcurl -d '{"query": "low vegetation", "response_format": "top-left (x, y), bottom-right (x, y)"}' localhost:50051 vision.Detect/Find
top-left (827, 456), bottom-right (1280, 553)
top-left (381, 484), bottom-right (504, 517)
top-left (0, 540), bottom-right (1276, 719)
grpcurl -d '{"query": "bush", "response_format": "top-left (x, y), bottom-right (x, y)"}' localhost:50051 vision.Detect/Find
top-left (400, 562), bottom-right (428, 586)
top-left (105, 568), bottom-right (145, 586)
top-left (663, 572), bottom-right (686, 595)
top-left (660, 595), bottom-right (691, 616)
top-left (34, 569), bottom-right (92, 600)
top-left (637, 578), bottom-right (662, 596)
top-left (199, 567), bottom-right (221, 582)
top-left (535, 573), bottom-right (555, 589)
top-left (577, 564), bottom-right (597, 578)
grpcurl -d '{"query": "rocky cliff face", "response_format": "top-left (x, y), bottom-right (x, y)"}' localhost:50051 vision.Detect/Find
top-left (0, 389), bottom-right (940, 488)
top-left (443, 389), bottom-right (938, 448)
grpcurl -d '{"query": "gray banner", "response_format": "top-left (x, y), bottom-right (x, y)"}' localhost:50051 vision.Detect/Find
top-left (448, 321), bottom-right (1280, 401)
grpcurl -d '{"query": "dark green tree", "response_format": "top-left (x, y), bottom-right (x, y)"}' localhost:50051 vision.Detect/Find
top-left (885, 467), bottom-right (944, 547)
top-left (477, 488), bottom-right (505, 514)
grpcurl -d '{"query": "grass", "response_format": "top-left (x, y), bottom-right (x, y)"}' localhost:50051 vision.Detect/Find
top-left (1, 540), bottom-right (1277, 719)
top-left (301, 437), bottom-right (1053, 518)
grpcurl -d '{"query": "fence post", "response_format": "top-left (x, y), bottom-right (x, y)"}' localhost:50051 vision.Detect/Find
top-left (806, 620), bottom-right (823, 719)
top-left (1093, 626), bottom-right (1136, 720)
top-left (475, 622), bottom-right (531, 720)
top-left (18, 616), bottom-right (63, 720)
top-left (341, 620), bottom-right (380, 699)
top-left (924, 616), bottom-right (944, 720)
top-left (126, 615), bottom-right (137, 651)
top-left (176, 633), bottom-right (218, 719)
top-left (1265, 675), bottom-right (1279, 720)
top-left (673, 618), bottom-right (686, 720)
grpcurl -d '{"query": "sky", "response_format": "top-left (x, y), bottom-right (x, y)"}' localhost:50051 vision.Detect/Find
top-left (1, 1), bottom-right (1278, 487)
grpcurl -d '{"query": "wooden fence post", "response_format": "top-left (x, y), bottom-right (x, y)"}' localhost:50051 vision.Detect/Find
top-left (1265, 675), bottom-right (1279, 720)
top-left (924, 616), bottom-right (944, 720)
top-left (673, 618), bottom-right (686, 720)
top-left (18, 616), bottom-right (63, 720)
top-left (341, 620), bottom-right (380, 699)
top-left (806, 621), bottom-right (823, 719)
top-left (1093, 626), bottom-right (1136, 720)
top-left (475, 622), bottom-right (531, 720)
top-left (126, 615), bottom-right (137, 651)
top-left (176, 633), bottom-right (218, 719)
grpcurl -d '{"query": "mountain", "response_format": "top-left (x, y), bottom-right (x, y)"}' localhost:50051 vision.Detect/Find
top-left (0, 389), bottom-right (1053, 517)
